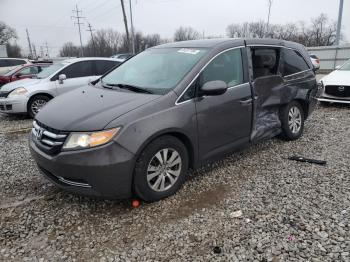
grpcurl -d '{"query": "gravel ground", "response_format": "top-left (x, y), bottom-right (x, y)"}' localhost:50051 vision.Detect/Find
top-left (0, 104), bottom-right (349, 262)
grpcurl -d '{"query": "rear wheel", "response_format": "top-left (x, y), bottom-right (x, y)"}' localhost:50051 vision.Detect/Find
top-left (28, 95), bottom-right (51, 118)
top-left (279, 101), bottom-right (305, 141)
top-left (133, 136), bottom-right (189, 202)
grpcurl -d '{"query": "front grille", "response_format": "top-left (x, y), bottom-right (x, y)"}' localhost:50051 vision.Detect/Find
top-left (0, 91), bottom-right (10, 98)
top-left (32, 120), bottom-right (68, 155)
top-left (325, 85), bottom-right (350, 98)
top-left (0, 104), bottom-right (12, 111)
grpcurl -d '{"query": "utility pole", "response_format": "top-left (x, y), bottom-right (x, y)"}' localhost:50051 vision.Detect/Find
top-left (32, 44), bottom-right (37, 59)
top-left (44, 41), bottom-right (50, 58)
top-left (86, 22), bottom-right (96, 56)
top-left (120, 0), bottom-right (130, 52)
top-left (72, 4), bottom-right (85, 57)
top-left (266, 0), bottom-right (273, 37)
top-left (129, 0), bottom-right (135, 54)
top-left (26, 29), bottom-right (33, 59)
top-left (335, 0), bottom-right (344, 46)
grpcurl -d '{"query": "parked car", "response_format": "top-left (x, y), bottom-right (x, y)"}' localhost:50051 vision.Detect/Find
top-left (0, 58), bottom-right (31, 75)
top-left (0, 63), bottom-right (50, 87)
top-left (309, 54), bottom-right (320, 70)
top-left (318, 59), bottom-right (350, 104)
top-left (30, 39), bottom-right (318, 202)
top-left (0, 57), bottom-right (120, 117)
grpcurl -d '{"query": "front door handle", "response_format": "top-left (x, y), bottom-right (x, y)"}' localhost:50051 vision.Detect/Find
top-left (240, 98), bottom-right (252, 105)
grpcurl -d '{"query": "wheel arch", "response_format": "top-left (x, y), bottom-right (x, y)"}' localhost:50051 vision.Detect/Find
top-left (134, 129), bottom-right (197, 170)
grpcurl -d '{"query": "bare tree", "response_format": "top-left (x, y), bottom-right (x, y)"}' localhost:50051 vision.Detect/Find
top-left (59, 42), bottom-right (80, 57)
top-left (174, 27), bottom-right (200, 42)
top-left (0, 21), bottom-right (17, 45)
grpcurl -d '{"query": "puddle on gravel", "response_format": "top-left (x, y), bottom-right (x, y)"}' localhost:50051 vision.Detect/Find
top-left (164, 184), bottom-right (231, 220)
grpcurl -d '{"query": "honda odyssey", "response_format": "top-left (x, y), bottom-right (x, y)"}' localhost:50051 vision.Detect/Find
top-left (30, 39), bottom-right (318, 202)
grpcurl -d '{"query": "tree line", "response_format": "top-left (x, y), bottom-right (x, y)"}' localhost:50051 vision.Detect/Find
top-left (0, 13), bottom-right (343, 58)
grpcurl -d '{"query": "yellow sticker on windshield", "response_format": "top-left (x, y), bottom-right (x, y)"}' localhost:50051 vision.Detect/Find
top-left (178, 48), bottom-right (201, 55)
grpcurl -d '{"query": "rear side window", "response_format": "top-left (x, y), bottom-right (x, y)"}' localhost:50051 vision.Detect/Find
top-left (200, 48), bottom-right (244, 87)
top-left (251, 48), bottom-right (279, 79)
top-left (281, 49), bottom-right (310, 76)
top-left (60, 61), bottom-right (94, 79)
top-left (94, 60), bottom-right (119, 75)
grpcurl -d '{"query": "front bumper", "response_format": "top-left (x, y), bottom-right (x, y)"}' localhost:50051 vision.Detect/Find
top-left (0, 96), bottom-right (28, 113)
top-left (29, 134), bottom-right (136, 199)
top-left (318, 97), bottom-right (350, 104)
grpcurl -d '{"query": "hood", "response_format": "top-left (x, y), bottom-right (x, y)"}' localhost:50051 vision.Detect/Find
top-left (36, 86), bottom-right (161, 131)
top-left (0, 78), bottom-right (43, 92)
top-left (321, 70), bottom-right (350, 85)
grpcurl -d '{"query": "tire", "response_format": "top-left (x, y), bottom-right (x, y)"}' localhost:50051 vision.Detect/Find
top-left (279, 101), bottom-right (305, 141)
top-left (133, 135), bottom-right (189, 202)
top-left (28, 95), bottom-right (51, 118)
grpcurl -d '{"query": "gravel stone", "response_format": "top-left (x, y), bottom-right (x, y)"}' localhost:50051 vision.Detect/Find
top-left (1, 104), bottom-right (350, 261)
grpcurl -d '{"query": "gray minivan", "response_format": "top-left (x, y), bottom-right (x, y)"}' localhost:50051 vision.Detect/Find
top-left (30, 39), bottom-right (318, 202)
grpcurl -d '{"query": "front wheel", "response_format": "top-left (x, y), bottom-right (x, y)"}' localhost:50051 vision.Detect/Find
top-left (279, 101), bottom-right (305, 141)
top-left (133, 136), bottom-right (189, 202)
top-left (28, 95), bottom-right (51, 118)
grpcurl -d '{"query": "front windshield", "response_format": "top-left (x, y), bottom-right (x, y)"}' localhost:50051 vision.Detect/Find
top-left (101, 47), bottom-right (208, 94)
top-left (339, 60), bottom-right (350, 71)
top-left (36, 63), bottom-right (66, 79)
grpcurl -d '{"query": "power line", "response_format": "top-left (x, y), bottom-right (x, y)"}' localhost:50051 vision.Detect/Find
top-left (72, 4), bottom-right (85, 57)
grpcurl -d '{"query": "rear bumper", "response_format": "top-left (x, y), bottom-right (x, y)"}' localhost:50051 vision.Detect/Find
top-left (0, 97), bottom-right (28, 113)
top-left (29, 135), bottom-right (136, 199)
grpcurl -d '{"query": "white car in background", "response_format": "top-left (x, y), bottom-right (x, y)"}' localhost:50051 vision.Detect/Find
top-left (0, 57), bottom-right (120, 117)
top-left (318, 59), bottom-right (350, 104)
top-left (0, 58), bottom-right (31, 75)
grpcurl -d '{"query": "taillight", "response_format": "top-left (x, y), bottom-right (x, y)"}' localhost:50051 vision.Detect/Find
top-left (316, 59), bottom-right (320, 64)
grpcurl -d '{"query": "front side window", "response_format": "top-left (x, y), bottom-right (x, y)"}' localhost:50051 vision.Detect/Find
top-left (200, 48), bottom-right (244, 87)
top-left (281, 48), bottom-right (310, 76)
top-left (18, 67), bottom-right (32, 75)
top-left (9, 59), bottom-right (26, 66)
top-left (101, 48), bottom-right (208, 95)
top-left (60, 61), bottom-right (94, 79)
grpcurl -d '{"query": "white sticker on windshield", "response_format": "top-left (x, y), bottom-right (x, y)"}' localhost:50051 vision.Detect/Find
top-left (178, 48), bottom-right (201, 55)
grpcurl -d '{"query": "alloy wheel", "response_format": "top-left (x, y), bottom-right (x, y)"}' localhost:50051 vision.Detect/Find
top-left (147, 148), bottom-right (182, 192)
top-left (288, 106), bottom-right (302, 134)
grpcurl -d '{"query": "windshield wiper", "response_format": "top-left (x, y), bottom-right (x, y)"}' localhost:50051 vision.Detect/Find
top-left (102, 83), bottom-right (153, 94)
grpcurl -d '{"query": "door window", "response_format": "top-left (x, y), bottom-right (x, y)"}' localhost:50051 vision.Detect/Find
top-left (280, 48), bottom-right (310, 76)
top-left (94, 60), bottom-right (119, 75)
top-left (17, 67), bottom-right (32, 75)
top-left (9, 59), bottom-right (26, 66)
top-left (251, 48), bottom-right (279, 79)
top-left (59, 61), bottom-right (94, 79)
top-left (200, 48), bottom-right (243, 87)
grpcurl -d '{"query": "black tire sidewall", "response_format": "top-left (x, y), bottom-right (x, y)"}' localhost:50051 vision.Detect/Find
top-left (133, 136), bottom-right (189, 202)
top-left (280, 101), bottom-right (305, 140)
top-left (28, 95), bottom-right (50, 118)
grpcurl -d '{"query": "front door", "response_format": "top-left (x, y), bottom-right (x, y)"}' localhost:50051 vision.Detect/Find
top-left (195, 48), bottom-right (252, 161)
top-left (55, 60), bottom-right (96, 95)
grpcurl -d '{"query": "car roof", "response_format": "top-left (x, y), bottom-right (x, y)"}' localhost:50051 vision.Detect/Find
top-left (61, 57), bottom-right (121, 64)
top-left (0, 57), bottom-right (29, 61)
top-left (154, 38), bottom-right (305, 50)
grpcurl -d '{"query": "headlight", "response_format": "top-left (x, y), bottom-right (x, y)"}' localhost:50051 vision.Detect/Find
top-left (63, 128), bottom-right (120, 150)
top-left (8, 87), bottom-right (28, 97)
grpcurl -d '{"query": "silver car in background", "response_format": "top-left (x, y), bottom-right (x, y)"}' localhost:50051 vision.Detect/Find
top-left (0, 57), bottom-right (120, 117)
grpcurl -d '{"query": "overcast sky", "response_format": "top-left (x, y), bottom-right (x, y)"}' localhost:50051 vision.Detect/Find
top-left (0, 0), bottom-right (349, 57)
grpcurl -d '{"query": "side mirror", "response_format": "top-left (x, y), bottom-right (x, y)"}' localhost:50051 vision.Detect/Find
top-left (200, 80), bottom-right (228, 96)
top-left (58, 74), bottom-right (67, 84)
top-left (335, 65), bottom-right (341, 70)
